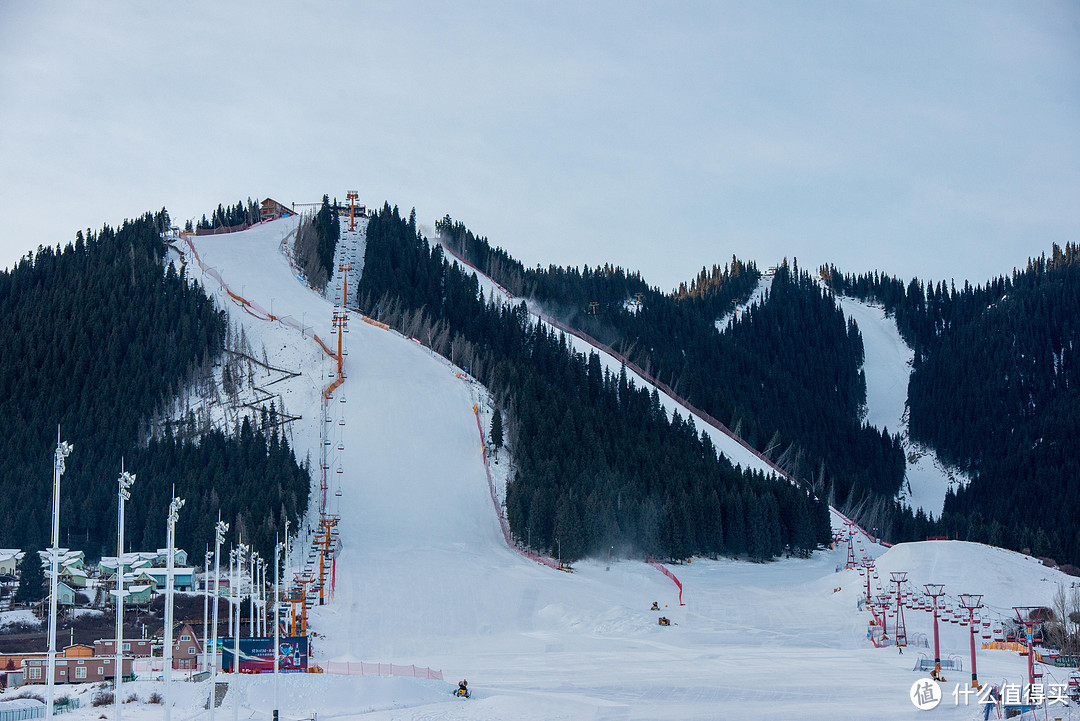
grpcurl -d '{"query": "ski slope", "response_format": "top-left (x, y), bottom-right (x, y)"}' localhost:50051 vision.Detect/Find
top-left (9, 216), bottom-right (1077, 721)
top-left (833, 295), bottom-right (966, 516)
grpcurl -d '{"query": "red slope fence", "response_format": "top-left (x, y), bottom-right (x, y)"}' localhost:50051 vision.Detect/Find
top-left (645, 556), bottom-right (685, 605)
top-left (471, 404), bottom-right (565, 572)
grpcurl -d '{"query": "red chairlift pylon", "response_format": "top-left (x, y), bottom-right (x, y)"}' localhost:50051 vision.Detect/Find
top-left (925, 584), bottom-right (947, 681)
top-left (890, 572), bottom-right (908, 647)
top-left (958, 594), bottom-right (983, 690)
top-left (1013, 606), bottom-right (1047, 691)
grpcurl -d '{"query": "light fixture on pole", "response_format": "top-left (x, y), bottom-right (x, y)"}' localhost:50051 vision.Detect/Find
top-left (233, 541), bottom-right (248, 721)
top-left (208, 518), bottom-right (228, 721)
top-left (202, 548), bottom-right (212, 673)
top-left (249, 550), bottom-right (258, 637)
top-left (114, 465), bottom-right (134, 721)
top-left (46, 433), bottom-right (73, 721)
top-left (273, 538), bottom-right (283, 721)
top-left (164, 494), bottom-right (185, 721)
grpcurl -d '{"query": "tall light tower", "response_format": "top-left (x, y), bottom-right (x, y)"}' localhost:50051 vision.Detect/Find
top-left (113, 466), bottom-right (134, 721)
top-left (208, 518), bottom-right (228, 721)
top-left (202, 548), bottom-right (212, 672)
top-left (164, 494), bottom-right (185, 721)
top-left (45, 433), bottom-right (73, 721)
top-left (273, 538), bottom-right (284, 721)
top-left (249, 550), bottom-right (258, 637)
top-left (925, 584), bottom-right (946, 681)
top-left (958, 594), bottom-right (983, 690)
top-left (890, 572), bottom-right (908, 647)
top-left (233, 541), bottom-right (248, 721)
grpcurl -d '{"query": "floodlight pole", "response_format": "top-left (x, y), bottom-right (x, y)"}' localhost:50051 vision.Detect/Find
top-left (249, 550), bottom-right (257, 637)
top-left (164, 494), bottom-right (185, 721)
top-left (925, 584), bottom-right (946, 681)
top-left (890, 572), bottom-right (908, 647)
top-left (273, 538), bottom-right (283, 721)
top-left (202, 548), bottom-right (211, 672)
top-left (233, 541), bottom-right (248, 721)
top-left (208, 518), bottom-right (228, 721)
top-left (46, 433), bottom-right (73, 721)
top-left (112, 464), bottom-right (133, 721)
top-left (861, 559), bottom-right (874, 605)
top-left (958, 594), bottom-right (983, 690)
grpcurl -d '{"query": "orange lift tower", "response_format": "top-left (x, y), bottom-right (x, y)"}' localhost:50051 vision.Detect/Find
top-left (315, 514), bottom-right (340, 606)
top-left (287, 570), bottom-right (315, 637)
top-left (346, 191), bottom-right (359, 232)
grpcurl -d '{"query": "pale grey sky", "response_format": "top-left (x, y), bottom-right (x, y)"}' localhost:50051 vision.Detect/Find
top-left (1, 1), bottom-right (1077, 291)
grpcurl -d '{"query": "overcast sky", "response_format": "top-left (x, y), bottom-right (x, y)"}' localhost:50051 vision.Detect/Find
top-left (1, 1), bottom-right (1077, 291)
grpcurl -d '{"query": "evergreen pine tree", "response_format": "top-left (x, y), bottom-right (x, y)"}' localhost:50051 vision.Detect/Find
top-left (14, 549), bottom-right (45, 605)
top-left (490, 407), bottom-right (504, 458)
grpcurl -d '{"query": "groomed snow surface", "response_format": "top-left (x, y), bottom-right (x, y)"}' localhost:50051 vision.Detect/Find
top-left (833, 295), bottom-right (968, 516)
top-left (5, 218), bottom-right (1077, 720)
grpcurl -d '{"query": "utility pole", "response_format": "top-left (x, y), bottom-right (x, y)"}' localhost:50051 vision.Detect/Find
top-left (46, 432), bottom-right (73, 721)
top-left (164, 494), bottom-right (184, 721)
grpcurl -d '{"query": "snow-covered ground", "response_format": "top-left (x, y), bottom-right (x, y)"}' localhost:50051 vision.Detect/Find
top-left (6, 218), bottom-right (1077, 721)
top-left (833, 295), bottom-right (967, 516)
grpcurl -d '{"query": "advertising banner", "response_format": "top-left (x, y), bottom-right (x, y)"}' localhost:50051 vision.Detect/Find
top-left (220, 636), bottom-right (308, 674)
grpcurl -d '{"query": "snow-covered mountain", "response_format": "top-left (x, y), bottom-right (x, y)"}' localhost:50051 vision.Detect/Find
top-left (138, 217), bottom-right (1074, 720)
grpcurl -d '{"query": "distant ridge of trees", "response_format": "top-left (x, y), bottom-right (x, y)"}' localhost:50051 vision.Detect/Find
top-left (354, 203), bottom-right (831, 562)
top-left (437, 215), bottom-right (905, 519)
top-left (823, 243), bottom-right (1080, 565)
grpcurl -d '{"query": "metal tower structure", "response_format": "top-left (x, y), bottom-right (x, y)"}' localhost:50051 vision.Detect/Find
top-left (346, 191), bottom-right (359, 232)
top-left (890, 572), bottom-right (908, 647)
top-left (925, 584), bottom-right (946, 681)
top-left (958, 594), bottom-right (983, 690)
top-left (1013, 606), bottom-right (1046, 692)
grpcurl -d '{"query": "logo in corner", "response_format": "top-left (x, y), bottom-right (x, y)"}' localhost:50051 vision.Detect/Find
top-left (910, 678), bottom-right (941, 710)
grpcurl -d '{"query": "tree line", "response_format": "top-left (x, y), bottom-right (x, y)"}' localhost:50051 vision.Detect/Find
top-left (355, 204), bottom-right (831, 561)
top-left (0, 211), bottom-right (310, 565)
top-left (823, 242), bottom-right (1080, 565)
top-left (437, 216), bottom-right (905, 518)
